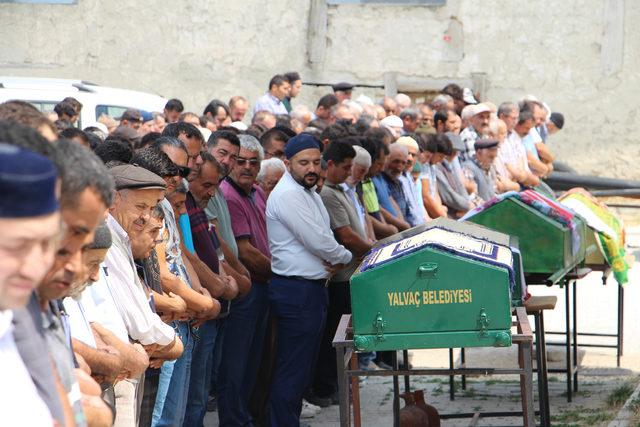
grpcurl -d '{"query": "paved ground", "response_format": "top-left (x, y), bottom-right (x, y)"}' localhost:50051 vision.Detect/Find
top-left (205, 226), bottom-right (640, 426)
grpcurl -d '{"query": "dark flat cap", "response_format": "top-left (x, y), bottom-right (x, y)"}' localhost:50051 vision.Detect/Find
top-left (332, 82), bottom-right (354, 92)
top-left (117, 108), bottom-right (143, 122)
top-left (109, 164), bottom-right (166, 191)
top-left (0, 143), bottom-right (59, 218)
top-left (549, 112), bottom-right (564, 130)
top-left (474, 138), bottom-right (499, 150)
top-left (445, 132), bottom-right (465, 151)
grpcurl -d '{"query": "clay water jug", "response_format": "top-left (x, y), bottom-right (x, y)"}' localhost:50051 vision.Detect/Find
top-left (414, 389), bottom-right (440, 427)
top-left (399, 392), bottom-right (430, 427)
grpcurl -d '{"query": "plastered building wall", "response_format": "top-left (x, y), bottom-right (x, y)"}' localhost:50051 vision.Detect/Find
top-left (0, 0), bottom-right (636, 177)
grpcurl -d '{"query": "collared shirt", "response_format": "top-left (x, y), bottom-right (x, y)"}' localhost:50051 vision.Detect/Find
top-left (499, 131), bottom-right (532, 174)
top-left (159, 198), bottom-right (191, 286)
top-left (322, 180), bottom-right (367, 282)
top-left (206, 191), bottom-right (239, 257)
top-left (340, 182), bottom-right (366, 229)
top-left (253, 92), bottom-right (288, 115)
top-left (267, 171), bottom-right (352, 280)
top-left (63, 297), bottom-right (97, 348)
top-left (459, 125), bottom-right (480, 162)
top-left (12, 294), bottom-right (65, 424)
top-left (372, 174), bottom-right (396, 217)
top-left (0, 310), bottom-right (53, 426)
top-left (104, 214), bottom-right (175, 346)
top-left (538, 123), bottom-right (548, 143)
top-left (522, 126), bottom-right (542, 160)
top-left (221, 178), bottom-right (271, 260)
top-left (399, 171), bottom-right (425, 226)
top-left (382, 171), bottom-right (412, 222)
top-left (42, 302), bottom-right (86, 427)
top-left (436, 159), bottom-right (471, 213)
top-left (81, 266), bottom-right (130, 344)
top-left (186, 192), bottom-right (220, 274)
top-left (419, 161), bottom-right (438, 198)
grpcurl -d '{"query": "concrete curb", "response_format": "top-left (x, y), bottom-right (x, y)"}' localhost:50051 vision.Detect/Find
top-left (607, 381), bottom-right (640, 427)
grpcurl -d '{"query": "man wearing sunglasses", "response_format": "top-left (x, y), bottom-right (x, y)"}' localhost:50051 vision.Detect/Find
top-left (162, 122), bottom-right (205, 182)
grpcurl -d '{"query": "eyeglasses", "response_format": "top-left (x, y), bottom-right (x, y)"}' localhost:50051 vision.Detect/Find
top-left (236, 157), bottom-right (260, 167)
top-left (177, 166), bottom-right (191, 178)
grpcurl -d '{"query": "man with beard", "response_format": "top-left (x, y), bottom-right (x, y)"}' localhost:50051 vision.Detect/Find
top-left (185, 151), bottom-right (243, 426)
top-left (373, 144), bottom-right (412, 225)
top-left (0, 144), bottom-right (62, 426)
top-left (266, 134), bottom-right (352, 426)
top-left (7, 135), bottom-right (115, 427)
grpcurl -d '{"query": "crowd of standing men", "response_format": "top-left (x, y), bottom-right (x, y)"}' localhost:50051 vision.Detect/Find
top-left (0, 73), bottom-right (565, 427)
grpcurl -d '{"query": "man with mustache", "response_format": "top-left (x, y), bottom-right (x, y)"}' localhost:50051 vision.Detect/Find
top-left (459, 103), bottom-right (492, 162)
top-left (185, 150), bottom-right (248, 426)
top-left (217, 134), bottom-right (271, 426)
top-left (266, 134), bottom-right (352, 426)
top-left (104, 164), bottom-right (183, 425)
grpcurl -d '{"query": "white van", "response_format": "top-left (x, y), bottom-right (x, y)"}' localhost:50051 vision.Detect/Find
top-left (0, 76), bottom-right (168, 128)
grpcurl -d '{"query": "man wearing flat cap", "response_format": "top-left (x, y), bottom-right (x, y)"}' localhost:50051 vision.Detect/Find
top-left (266, 134), bottom-right (352, 426)
top-left (103, 164), bottom-right (183, 425)
top-left (463, 138), bottom-right (518, 202)
top-left (332, 82), bottom-right (354, 102)
top-left (0, 144), bottom-right (62, 425)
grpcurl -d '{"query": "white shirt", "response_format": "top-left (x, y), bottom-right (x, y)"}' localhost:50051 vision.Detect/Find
top-left (104, 215), bottom-right (175, 346)
top-left (81, 266), bottom-right (130, 344)
top-left (0, 310), bottom-right (53, 426)
top-left (267, 171), bottom-right (352, 280)
top-left (63, 297), bottom-right (97, 348)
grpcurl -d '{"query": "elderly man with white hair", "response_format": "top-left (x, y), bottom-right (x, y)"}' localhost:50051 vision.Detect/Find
top-left (393, 93), bottom-right (412, 115)
top-left (372, 143), bottom-right (412, 230)
top-left (257, 157), bottom-right (286, 198)
top-left (380, 115), bottom-right (403, 140)
top-left (395, 136), bottom-right (428, 225)
top-left (341, 145), bottom-right (373, 239)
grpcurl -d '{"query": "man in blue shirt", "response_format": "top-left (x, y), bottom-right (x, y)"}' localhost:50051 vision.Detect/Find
top-left (253, 75), bottom-right (290, 116)
top-left (372, 144), bottom-right (411, 231)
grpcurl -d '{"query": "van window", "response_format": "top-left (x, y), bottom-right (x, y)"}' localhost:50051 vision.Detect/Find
top-left (95, 105), bottom-right (129, 120)
top-left (29, 101), bottom-right (58, 114)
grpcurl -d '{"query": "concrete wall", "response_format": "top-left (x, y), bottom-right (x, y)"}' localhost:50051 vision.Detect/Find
top-left (0, 0), bottom-right (636, 177)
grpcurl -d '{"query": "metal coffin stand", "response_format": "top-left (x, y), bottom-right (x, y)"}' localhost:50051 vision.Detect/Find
top-left (332, 308), bottom-right (535, 427)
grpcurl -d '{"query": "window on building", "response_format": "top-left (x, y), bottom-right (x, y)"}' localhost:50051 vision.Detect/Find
top-left (0, 0), bottom-right (76, 4)
top-left (327, 0), bottom-right (444, 5)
